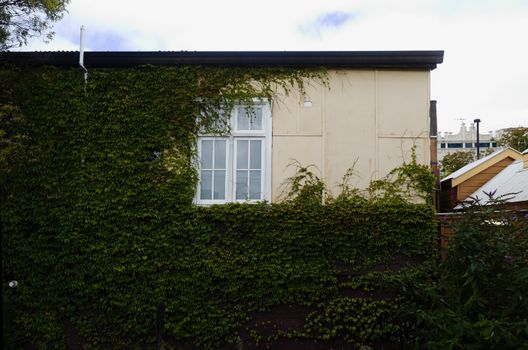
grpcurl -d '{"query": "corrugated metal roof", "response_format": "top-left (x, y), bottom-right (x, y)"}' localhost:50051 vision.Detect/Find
top-left (463, 160), bottom-right (528, 205)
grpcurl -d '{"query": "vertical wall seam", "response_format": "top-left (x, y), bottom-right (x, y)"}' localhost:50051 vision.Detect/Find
top-left (374, 70), bottom-right (379, 180)
top-left (427, 71), bottom-right (432, 164)
top-left (296, 91), bottom-right (301, 133)
top-left (322, 75), bottom-right (327, 186)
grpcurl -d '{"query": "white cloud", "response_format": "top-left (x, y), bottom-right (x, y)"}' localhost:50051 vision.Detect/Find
top-left (18, 0), bottom-right (528, 132)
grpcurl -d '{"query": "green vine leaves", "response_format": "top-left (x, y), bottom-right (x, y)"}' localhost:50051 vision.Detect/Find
top-left (282, 145), bottom-right (435, 206)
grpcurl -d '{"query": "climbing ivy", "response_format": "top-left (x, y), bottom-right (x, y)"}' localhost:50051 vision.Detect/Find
top-left (1, 65), bottom-right (437, 349)
top-left (282, 145), bottom-right (436, 206)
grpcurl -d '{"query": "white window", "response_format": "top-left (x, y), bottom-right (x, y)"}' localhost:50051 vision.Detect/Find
top-left (196, 103), bottom-right (271, 204)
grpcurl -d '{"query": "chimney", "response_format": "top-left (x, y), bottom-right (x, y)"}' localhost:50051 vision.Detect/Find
top-left (429, 100), bottom-right (437, 138)
top-left (523, 149), bottom-right (528, 169)
top-left (429, 100), bottom-right (440, 210)
top-left (459, 122), bottom-right (466, 136)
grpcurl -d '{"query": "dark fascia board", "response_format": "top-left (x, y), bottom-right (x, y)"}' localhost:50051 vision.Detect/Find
top-left (0, 51), bottom-right (444, 70)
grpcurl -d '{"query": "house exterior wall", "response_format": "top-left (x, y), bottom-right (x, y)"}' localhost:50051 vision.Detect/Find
top-left (439, 184), bottom-right (458, 212)
top-left (271, 69), bottom-right (431, 201)
top-left (456, 157), bottom-right (516, 202)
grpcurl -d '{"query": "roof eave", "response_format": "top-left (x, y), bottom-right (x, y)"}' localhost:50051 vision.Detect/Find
top-left (0, 50), bottom-right (444, 70)
top-left (442, 147), bottom-right (524, 186)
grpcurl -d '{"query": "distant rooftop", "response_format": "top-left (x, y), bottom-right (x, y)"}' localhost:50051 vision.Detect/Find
top-left (459, 159), bottom-right (528, 206)
top-left (0, 51), bottom-right (444, 69)
top-left (441, 147), bottom-right (523, 185)
top-left (442, 148), bottom-right (512, 182)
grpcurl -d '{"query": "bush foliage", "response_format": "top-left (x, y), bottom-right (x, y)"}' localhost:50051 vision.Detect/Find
top-left (4, 65), bottom-right (526, 349)
top-left (440, 150), bottom-right (475, 177)
top-left (0, 65), bottom-right (439, 349)
top-left (404, 199), bottom-right (528, 349)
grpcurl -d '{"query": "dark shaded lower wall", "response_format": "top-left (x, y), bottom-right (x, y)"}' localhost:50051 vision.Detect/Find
top-left (3, 202), bottom-right (436, 350)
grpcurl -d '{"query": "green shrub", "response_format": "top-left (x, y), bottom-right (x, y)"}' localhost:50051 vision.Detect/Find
top-left (407, 199), bottom-right (528, 349)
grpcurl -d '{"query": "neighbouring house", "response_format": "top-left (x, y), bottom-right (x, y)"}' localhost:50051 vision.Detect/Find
top-left (440, 147), bottom-right (523, 211)
top-left (1, 50), bottom-right (443, 203)
top-left (438, 121), bottom-right (500, 161)
top-left (458, 149), bottom-right (528, 210)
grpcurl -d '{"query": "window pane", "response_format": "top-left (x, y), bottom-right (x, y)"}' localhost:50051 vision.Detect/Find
top-left (236, 170), bottom-right (248, 200)
top-left (250, 107), bottom-right (263, 130)
top-left (200, 170), bottom-right (212, 200)
top-left (249, 170), bottom-right (261, 200)
top-left (250, 140), bottom-right (262, 169)
top-left (213, 170), bottom-right (225, 200)
top-left (237, 140), bottom-right (249, 170)
top-left (236, 107), bottom-right (250, 130)
top-left (201, 140), bottom-right (213, 169)
top-left (214, 140), bottom-right (226, 169)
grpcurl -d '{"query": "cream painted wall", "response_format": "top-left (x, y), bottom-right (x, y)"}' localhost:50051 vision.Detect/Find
top-left (271, 69), bottom-right (431, 201)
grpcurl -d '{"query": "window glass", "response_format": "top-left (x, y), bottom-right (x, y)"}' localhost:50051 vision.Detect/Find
top-left (250, 140), bottom-right (262, 169)
top-left (236, 107), bottom-right (263, 131)
top-left (200, 139), bottom-right (227, 200)
top-left (249, 171), bottom-right (261, 199)
top-left (214, 140), bottom-right (226, 169)
top-left (213, 171), bottom-right (225, 200)
top-left (235, 139), bottom-right (263, 200)
top-left (201, 140), bottom-right (213, 168)
top-left (251, 107), bottom-right (263, 130)
top-left (465, 143), bottom-right (473, 148)
top-left (237, 108), bottom-right (250, 130)
top-left (200, 170), bottom-right (212, 200)
top-left (236, 170), bottom-right (248, 200)
top-left (198, 107), bottom-right (231, 135)
top-left (237, 140), bottom-right (249, 169)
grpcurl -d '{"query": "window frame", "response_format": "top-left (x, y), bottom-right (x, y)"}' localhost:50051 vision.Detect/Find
top-left (195, 101), bottom-right (272, 205)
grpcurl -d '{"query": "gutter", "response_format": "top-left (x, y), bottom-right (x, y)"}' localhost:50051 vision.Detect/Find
top-left (1, 50), bottom-right (445, 70)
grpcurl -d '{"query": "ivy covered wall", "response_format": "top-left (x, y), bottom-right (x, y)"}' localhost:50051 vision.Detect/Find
top-left (1, 66), bottom-right (437, 349)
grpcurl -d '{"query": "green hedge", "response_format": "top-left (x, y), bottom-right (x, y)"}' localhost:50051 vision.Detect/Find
top-left (407, 204), bottom-right (528, 349)
top-left (3, 202), bottom-right (436, 349)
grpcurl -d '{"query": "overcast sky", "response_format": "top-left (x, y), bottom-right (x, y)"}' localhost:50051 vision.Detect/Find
top-left (20, 0), bottom-right (528, 134)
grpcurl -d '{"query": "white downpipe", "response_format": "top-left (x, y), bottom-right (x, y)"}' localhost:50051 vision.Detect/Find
top-left (79, 25), bottom-right (88, 83)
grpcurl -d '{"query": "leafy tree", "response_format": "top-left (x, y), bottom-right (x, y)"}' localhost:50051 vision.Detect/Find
top-left (0, 0), bottom-right (70, 51)
top-left (498, 126), bottom-right (528, 152)
top-left (440, 151), bottom-right (474, 177)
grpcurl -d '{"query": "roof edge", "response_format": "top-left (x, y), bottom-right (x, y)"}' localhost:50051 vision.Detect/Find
top-left (448, 148), bottom-right (523, 187)
top-left (0, 50), bottom-right (444, 70)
